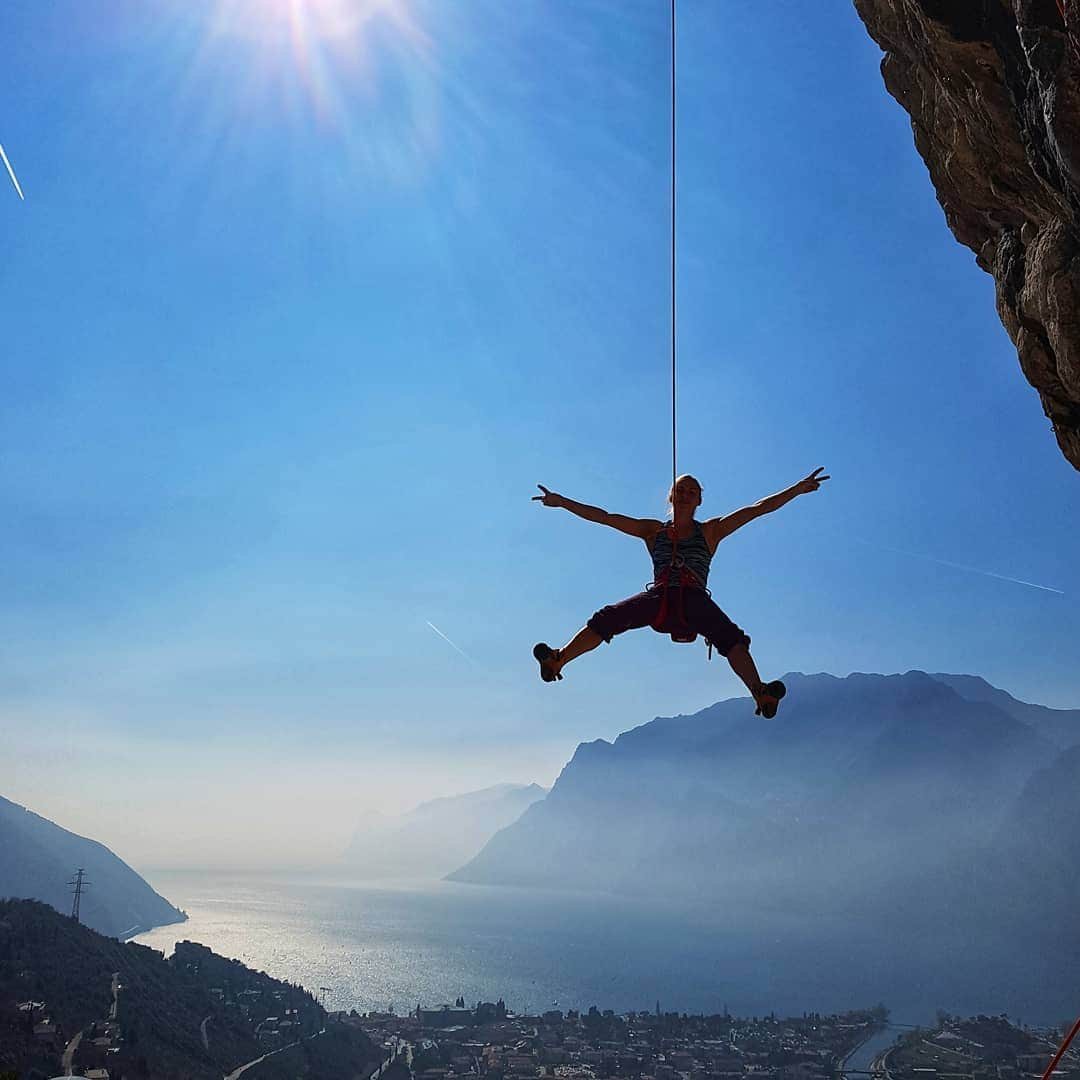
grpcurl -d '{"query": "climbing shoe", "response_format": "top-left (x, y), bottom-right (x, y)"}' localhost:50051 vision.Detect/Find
top-left (533, 643), bottom-right (563, 683)
top-left (753, 680), bottom-right (786, 719)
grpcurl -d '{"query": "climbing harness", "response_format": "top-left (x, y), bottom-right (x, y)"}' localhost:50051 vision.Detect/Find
top-left (650, 524), bottom-right (704, 644)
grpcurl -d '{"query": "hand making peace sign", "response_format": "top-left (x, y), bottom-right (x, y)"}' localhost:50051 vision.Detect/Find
top-left (794, 467), bottom-right (830, 495)
top-left (532, 484), bottom-right (563, 508)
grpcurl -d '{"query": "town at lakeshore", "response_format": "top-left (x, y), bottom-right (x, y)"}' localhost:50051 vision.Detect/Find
top-left (337, 1002), bottom-right (1077, 1080)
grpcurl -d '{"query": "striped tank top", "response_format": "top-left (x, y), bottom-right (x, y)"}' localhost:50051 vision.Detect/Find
top-left (650, 520), bottom-right (713, 587)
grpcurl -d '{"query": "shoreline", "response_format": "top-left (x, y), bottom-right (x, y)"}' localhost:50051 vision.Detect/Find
top-left (123, 906), bottom-right (188, 942)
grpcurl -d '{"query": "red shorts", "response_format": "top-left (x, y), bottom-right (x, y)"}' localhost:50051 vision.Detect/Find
top-left (586, 586), bottom-right (750, 657)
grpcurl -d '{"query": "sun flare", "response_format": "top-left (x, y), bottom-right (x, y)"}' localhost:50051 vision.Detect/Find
top-left (195, 0), bottom-right (437, 179)
top-left (278, 0), bottom-right (413, 45)
top-left (211, 0), bottom-right (418, 46)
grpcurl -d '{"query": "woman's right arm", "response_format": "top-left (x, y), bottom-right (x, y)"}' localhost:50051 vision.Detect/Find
top-left (532, 485), bottom-right (660, 540)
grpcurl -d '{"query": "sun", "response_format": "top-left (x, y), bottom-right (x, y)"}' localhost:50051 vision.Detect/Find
top-left (209, 0), bottom-right (422, 50)
top-left (201, 0), bottom-right (431, 128)
top-left (175, 0), bottom-right (439, 186)
top-left (274, 0), bottom-right (411, 45)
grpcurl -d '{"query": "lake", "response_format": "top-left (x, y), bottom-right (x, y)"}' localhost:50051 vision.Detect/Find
top-left (134, 871), bottom-right (1072, 1025)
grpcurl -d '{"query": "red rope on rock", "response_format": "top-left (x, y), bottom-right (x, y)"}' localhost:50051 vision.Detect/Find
top-left (1040, 1016), bottom-right (1080, 1080)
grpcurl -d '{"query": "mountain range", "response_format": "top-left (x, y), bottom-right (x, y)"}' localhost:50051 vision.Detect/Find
top-left (0, 794), bottom-right (184, 938)
top-left (448, 672), bottom-right (1080, 933)
top-left (7, 670), bottom-right (1077, 953)
top-left (342, 782), bottom-right (548, 879)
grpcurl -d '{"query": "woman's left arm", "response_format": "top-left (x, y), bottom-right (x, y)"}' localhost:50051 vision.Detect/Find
top-left (703, 467), bottom-right (830, 547)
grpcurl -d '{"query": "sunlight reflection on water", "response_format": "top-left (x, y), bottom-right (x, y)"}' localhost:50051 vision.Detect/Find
top-left (134, 872), bottom-right (1066, 1023)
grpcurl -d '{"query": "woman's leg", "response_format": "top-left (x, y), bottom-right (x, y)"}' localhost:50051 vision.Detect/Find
top-left (552, 626), bottom-right (604, 673)
top-left (725, 641), bottom-right (764, 694)
top-left (727, 642), bottom-right (785, 716)
top-left (687, 591), bottom-right (785, 716)
top-left (535, 590), bottom-right (661, 682)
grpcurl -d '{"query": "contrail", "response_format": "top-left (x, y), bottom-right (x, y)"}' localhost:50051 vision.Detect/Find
top-left (0, 143), bottom-right (24, 200)
top-left (425, 620), bottom-right (483, 666)
top-left (852, 537), bottom-right (1064, 595)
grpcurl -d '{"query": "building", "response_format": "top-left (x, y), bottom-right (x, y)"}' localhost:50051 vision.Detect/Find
top-left (420, 1006), bottom-right (475, 1028)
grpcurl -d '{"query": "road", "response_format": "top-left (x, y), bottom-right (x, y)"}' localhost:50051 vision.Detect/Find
top-left (223, 1028), bottom-right (326, 1080)
top-left (61, 1029), bottom-right (83, 1075)
top-left (59, 971), bottom-right (120, 1076)
top-left (880, 1046), bottom-right (896, 1080)
top-left (371, 1038), bottom-right (412, 1080)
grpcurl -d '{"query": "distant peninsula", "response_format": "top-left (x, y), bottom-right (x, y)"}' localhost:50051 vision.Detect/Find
top-left (0, 794), bottom-right (185, 938)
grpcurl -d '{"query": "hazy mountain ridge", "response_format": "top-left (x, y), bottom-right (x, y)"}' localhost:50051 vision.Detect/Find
top-left (932, 673), bottom-right (1080, 748)
top-left (342, 781), bottom-right (548, 879)
top-left (449, 671), bottom-right (1073, 920)
top-left (0, 794), bottom-right (184, 938)
top-left (983, 742), bottom-right (1080, 918)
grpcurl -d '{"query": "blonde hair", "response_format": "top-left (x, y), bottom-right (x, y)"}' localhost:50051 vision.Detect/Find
top-left (665, 474), bottom-right (703, 517)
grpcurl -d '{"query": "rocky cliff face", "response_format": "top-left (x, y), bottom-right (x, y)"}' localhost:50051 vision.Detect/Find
top-left (853, 0), bottom-right (1080, 470)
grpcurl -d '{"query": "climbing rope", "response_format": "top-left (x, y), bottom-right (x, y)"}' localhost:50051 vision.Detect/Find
top-left (670, 0), bottom-right (677, 491)
top-left (1040, 1016), bottom-right (1080, 1080)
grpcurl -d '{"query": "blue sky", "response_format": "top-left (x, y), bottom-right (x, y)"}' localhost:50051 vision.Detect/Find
top-left (2, 0), bottom-right (1078, 869)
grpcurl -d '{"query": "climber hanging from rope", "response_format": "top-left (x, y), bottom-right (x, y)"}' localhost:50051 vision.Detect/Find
top-left (530, 468), bottom-right (829, 718)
